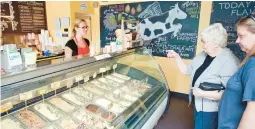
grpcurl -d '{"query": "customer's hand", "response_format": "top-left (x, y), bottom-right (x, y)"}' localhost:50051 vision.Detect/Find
top-left (192, 87), bottom-right (205, 97)
top-left (193, 88), bottom-right (218, 100)
top-left (167, 50), bottom-right (180, 59)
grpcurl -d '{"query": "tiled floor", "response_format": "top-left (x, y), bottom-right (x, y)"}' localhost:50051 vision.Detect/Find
top-left (155, 97), bottom-right (194, 129)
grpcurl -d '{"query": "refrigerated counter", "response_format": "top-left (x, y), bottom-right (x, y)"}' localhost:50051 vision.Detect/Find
top-left (1, 47), bottom-right (169, 129)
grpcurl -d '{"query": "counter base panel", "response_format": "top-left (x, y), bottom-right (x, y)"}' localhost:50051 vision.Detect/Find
top-left (141, 95), bottom-right (168, 129)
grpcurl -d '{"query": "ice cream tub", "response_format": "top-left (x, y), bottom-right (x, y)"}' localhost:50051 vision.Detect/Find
top-left (89, 80), bottom-right (113, 91)
top-left (112, 89), bottom-right (139, 102)
top-left (90, 97), bottom-right (127, 116)
top-left (47, 96), bottom-right (78, 114)
top-left (71, 87), bottom-right (97, 102)
top-left (85, 103), bottom-right (124, 127)
top-left (14, 109), bottom-right (48, 129)
top-left (105, 75), bottom-right (126, 84)
top-left (97, 77), bottom-right (121, 87)
top-left (60, 91), bottom-right (87, 106)
top-left (72, 108), bottom-right (106, 128)
top-left (55, 115), bottom-right (80, 129)
top-left (120, 86), bottom-right (143, 97)
top-left (42, 124), bottom-right (60, 129)
top-left (33, 102), bottom-right (64, 122)
top-left (1, 115), bottom-right (26, 129)
top-left (85, 104), bottom-right (117, 122)
top-left (111, 73), bottom-right (131, 81)
top-left (105, 93), bottom-right (132, 107)
top-left (82, 83), bottom-right (105, 96)
top-left (126, 79), bottom-right (152, 94)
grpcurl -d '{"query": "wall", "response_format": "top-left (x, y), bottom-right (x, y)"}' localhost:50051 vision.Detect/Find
top-left (155, 1), bottom-right (212, 94)
top-left (69, 1), bottom-right (101, 51)
top-left (69, 1), bottom-right (95, 21)
top-left (46, 1), bottom-right (100, 50)
top-left (43, 1), bottom-right (213, 94)
top-left (96, 1), bottom-right (213, 94)
top-left (46, 1), bottom-right (70, 43)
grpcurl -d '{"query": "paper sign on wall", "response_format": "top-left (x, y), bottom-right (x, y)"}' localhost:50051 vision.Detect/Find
top-left (80, 2), bottom-right (88, 11)
top-left (54, 18), bottom-right (61, 30)
top-left (61, 17), bottom-right (70, 28)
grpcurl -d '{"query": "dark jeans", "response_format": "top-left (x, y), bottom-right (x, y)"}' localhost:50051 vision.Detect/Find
top-left (194, 108), bottom-right (218, 129)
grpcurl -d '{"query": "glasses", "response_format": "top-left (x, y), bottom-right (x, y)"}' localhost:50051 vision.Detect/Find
top-left (78, 26), bottom-right (89, 29)
top-left (235, 14), bottom-right (255, 24)
top-left (247, 14), bottom-right (255, 22)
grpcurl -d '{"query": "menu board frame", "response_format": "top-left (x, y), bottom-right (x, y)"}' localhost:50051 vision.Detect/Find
top-left (1, 1), bottom-right (47, 35)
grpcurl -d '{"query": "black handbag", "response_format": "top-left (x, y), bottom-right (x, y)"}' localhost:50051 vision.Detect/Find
top-left (198, 82), bottom-right (225, 92)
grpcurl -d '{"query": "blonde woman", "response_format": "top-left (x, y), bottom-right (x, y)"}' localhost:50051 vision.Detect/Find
top-left (218, 13), bottom-right (255, 129)
top-left (167, 23), bottom-right (240, 129)
top-left (65, 19), bottom-right (90, 59)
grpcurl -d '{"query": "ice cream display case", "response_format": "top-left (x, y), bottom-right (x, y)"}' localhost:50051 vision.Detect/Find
top-left (1, 47), bottom-right (169, 129)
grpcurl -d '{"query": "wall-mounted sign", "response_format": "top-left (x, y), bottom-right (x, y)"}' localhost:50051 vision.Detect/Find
top-left (61, 17), bottom-right (70, 28)
top-left (80, 2), bottom-right (88, 11)
top-left (93, 2), bottom-right (99, 8)
top-left (1, 1), bottom-right (47, 34)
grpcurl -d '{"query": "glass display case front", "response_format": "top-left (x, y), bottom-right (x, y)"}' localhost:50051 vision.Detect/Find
top-left (1, 47), bottom-right (169, 129)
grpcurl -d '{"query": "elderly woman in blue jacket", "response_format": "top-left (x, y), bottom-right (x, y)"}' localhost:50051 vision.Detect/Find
top-left (167, 23), bottom-right (240, 129)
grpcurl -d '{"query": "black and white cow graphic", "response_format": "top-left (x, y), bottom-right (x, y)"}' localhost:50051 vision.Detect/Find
top-left (138, 3), bottom-right (187, 41)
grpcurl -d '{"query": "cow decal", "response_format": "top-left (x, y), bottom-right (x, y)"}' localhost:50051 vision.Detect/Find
top-left (138, 3), bottom-right (187, 41)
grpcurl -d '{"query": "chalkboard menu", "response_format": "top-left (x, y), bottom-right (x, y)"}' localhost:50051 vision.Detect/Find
top-left (1, 1), bottom-right (47, 34)
top-left (210, 1), bottom-right (255, 60)
top-left (100, 1), bottom-right (201, 59)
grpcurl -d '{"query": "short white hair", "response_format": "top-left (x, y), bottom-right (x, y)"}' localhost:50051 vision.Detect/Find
top-left (201, 23), bottom-right (228, 47)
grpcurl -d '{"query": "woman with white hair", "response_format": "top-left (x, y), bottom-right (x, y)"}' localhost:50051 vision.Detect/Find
top-left (167, 23), bottom-right (240, 129)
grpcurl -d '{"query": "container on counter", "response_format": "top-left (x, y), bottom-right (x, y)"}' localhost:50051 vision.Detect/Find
top-left (72, 108), bottom-right (107, 128)
top-left (111, 73), bottom-right (131, 81)
top-left (105, 93), bottom-right (132, 107)
top-left (1, 115), bottom-right (26, 129)
top-left (98, 77), bottom-right (121, 87)
top-left (48, 97), bottom-right (77, 113)
top-left (55, 115), bottom-right (80, 129)
top-left (120, 86), bottom-right (143, 97)
top-left (60, 92), bottom-right (86, 106)
top-left (83, 83), bottom-right (105, 96)
top-left (105, 75), bottom-right (126, 84)
top-left (85, 104), bottom-right (116, 122)
top-left (113, 89), bottom-right (139, 102)
top-left (72, 87), bottom-right (96, 101)
top-left (33, 102), bottom-right (64, 122)
top-left (15, 109), bottom-right (47, 129)
top-left (42, 124), bottom-right (59, 129)
top-left (90, 80), bottom-right (112, 91)
top-left (126, 79), bottom-right (151, 94)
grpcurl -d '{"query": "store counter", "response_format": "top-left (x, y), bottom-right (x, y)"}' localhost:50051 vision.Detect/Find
top-left (1, 47), bottom-right (169, 129)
